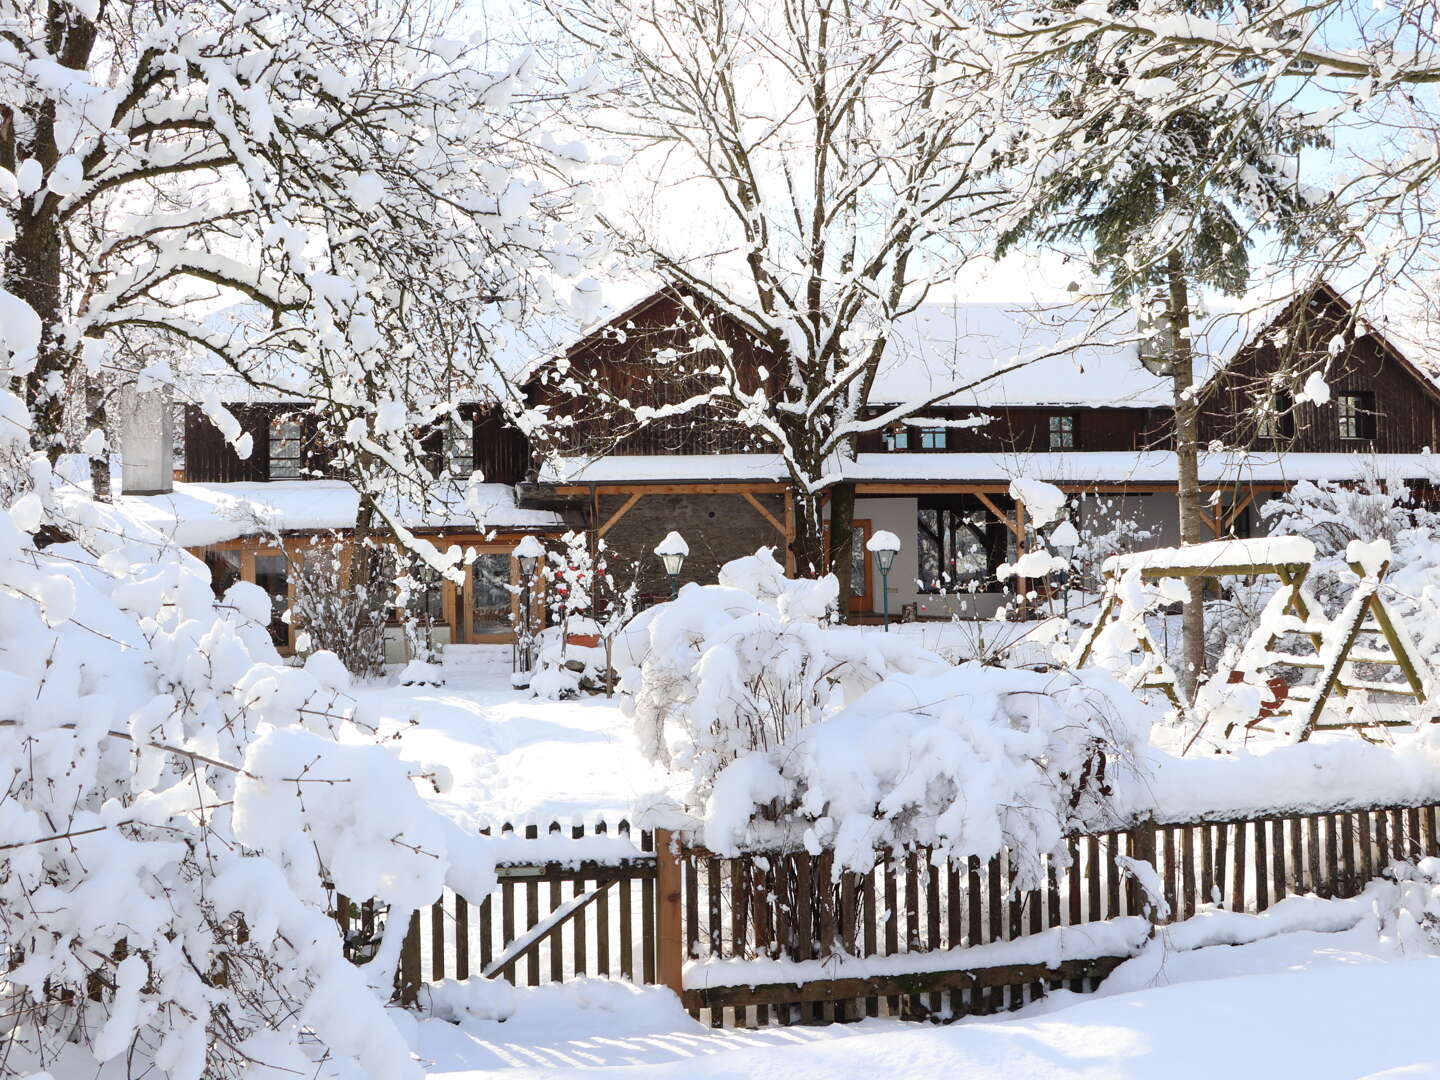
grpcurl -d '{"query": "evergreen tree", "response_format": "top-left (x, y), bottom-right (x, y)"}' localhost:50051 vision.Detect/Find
top-left (995, 17), bottom-right (1327, 698)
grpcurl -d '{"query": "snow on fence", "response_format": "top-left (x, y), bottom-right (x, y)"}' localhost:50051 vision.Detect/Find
top-left (347, 802), bottom-right (1440, 1026)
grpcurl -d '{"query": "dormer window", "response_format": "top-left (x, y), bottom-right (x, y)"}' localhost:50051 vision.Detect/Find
top-left (1049, 414), bottom-right (1075, 450)
top-left (919, 427), bottom-right (946, 450)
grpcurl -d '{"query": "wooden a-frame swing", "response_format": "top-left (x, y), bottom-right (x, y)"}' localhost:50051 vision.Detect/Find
top-left (1070, 537), bottom-right (1432, 744)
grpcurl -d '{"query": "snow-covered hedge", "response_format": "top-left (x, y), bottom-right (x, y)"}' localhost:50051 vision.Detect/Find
top-left (621, 549), bottom-right (1150, 884)
top-left (0, 391), bottom-right (494, 1079)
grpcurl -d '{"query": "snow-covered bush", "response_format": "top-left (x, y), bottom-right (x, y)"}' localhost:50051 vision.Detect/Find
top-left (531, 533), bottom-right (637, 698)
top-left (622, 549), bottom-right (1149, 883)
top-left (0, 387), bottom-right (496, 1079)
top-left (289, 534), bottom-right (390, 677)
top-left (1375, 858), bottom-right (1440, 954)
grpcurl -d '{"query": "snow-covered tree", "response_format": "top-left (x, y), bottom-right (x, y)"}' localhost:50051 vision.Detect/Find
top-left (620, 549), bottom-right (1149, 881)
top-left (0, 288), bottom-right (497, 1078)
top-left (926, 0), bottom-right (1440, 334)
top-left (545, 0), bottom-right (1095, 600)
top-left (936, 0), bottom-right (1325, 697)
top-left (1, 0), bottom-right (597, 551)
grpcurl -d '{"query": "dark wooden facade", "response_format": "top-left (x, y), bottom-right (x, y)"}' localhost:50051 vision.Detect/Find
top-left (1200, 284), bottom-right (1440, 454)
top-left (180, 284), bottom-right (1440, 488)
top-left (525, 289), bottom-right (779, 458)
top-left (182, 402), bottom-right (532, 485)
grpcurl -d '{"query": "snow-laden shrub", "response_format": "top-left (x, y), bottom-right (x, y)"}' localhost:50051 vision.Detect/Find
top-left (621, 547), bottom-right (946, 782)
top-left (0, 393), bottom-right (496, 1079)
top-left (622, 549), bottom-right (1150, 883)
top-left (1376, 857), bottom-right (1440, 954)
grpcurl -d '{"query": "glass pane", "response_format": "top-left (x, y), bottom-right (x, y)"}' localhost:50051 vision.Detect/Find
top-left (204, 549), bottom-right (242, 600)
top-left (253, 554), bottom-right (290, 645)
top-left (269, 419), bottom-right (302, 479)
top-left (471, 554), bottom-right (512, 635)
top-left (851, 528), bottom-right (866, 598)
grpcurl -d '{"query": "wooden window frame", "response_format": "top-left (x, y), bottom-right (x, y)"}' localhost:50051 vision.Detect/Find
top-left (1337, 390), bottom-right (1377, 441)
top-left (1048, 414), bottom-right (1075, 450)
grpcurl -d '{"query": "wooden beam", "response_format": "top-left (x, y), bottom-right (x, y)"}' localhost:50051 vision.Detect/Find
top-left (974, 492), bottom-right (1019, 536)
top-left (784, 491), bottom-right (796, 574)
top-left (597, 492), bottom-right (642, 539)
top-left (680, 955), bottom-right (1130, 1010)
top-left (1224, 491), bottom-right (1256, 532)
top-left (741, 491), bottom-right (785, 536)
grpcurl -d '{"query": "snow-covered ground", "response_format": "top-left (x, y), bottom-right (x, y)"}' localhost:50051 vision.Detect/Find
top-left (406, 921), bottom-right (1440, 1078)
top-left (348, 646), bottom-right (1440, 1079)
top-left (363, 648), bottom-right (669, 828)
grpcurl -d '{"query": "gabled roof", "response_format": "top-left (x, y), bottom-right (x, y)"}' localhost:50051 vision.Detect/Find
top-left (1197, 280), bottom-right (1440, 407)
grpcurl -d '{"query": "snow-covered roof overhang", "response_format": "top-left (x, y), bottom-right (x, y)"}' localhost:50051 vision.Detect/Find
top-left (542, 451), bottom-right (1440, 488)
top-left (109, 480), bottom-right (564, 548)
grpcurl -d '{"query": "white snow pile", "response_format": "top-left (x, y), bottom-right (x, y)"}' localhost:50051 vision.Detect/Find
top-left (621, 549), bottom-right (1150, 880)
top-left (0, 391), bottom-right (496, 1080)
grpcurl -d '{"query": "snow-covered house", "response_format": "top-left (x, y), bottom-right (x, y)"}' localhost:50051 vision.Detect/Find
top-left (516, 281), bottom-right (1440, 618)
top-left (118, 281), bottom-right (1440, 640)
top-left (118, 398), bottom-right (568, 653)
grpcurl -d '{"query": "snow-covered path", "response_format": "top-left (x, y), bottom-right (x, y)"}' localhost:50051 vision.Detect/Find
top-left (361, 659), bottom-right (670, 829)
top-left (412, 927), bottom-right (1440, 1078)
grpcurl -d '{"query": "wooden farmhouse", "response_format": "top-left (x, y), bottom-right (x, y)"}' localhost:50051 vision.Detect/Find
top-left (116, 282), bottom-right (1440, 652)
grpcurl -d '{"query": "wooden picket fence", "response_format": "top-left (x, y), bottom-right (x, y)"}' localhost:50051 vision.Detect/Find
top-left (341, 801), bottom-right (1440, 1026)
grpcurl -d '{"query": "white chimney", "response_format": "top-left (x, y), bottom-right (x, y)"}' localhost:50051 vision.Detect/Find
top-left (119, 384), bottom-right (174, 495)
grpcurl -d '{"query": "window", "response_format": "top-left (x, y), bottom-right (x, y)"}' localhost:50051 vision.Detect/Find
top-left (919, 427), bottom-right (946, 450)
top-left (917, 504), bottom-right (992, 591)
top-left (403, 564), bottom-right (446, 624)
top-left (1258, 391), bottom-right (1294, 440)
top-left (1048, 414), bottom-right (1075, 450)
top-left (203, 548), bottom-right (242, 600)
top-left (470, 554), bottom-right (513, 636)
top-left (268, 417), bottom-right (303, 479)
top-left (445, 419), bottom-right (474, 477)
top-left (883, 428), bottom-right (910, 451)
top-left (1338, 391), bottom-right (1376, 441)
top-left (253, 554), bottom-right (290, 646)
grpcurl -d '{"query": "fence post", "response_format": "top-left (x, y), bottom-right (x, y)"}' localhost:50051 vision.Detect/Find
top-left (655, 827), bottom-right (685, 998)
top-left (396, 908), bottom-right (423, 1006)
top-left (1128, 818), bottom-right (1162, 923)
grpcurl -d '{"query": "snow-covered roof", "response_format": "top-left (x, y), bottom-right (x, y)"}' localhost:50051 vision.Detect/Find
top-left (115, 480), bottom-right (563, 548)
top-left (542, 450), bottom-right (1440, 487)
top-left (872, 302), bottom-right (1163, 407)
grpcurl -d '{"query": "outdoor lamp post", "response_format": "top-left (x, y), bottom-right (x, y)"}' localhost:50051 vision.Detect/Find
top-left (654, 531), bottom-right (689, 599)
top-left (866, 530), bottom-right (901, 631)
top-left (512, 536), bottom-right (545, 672)
top-left (1050, 519), bottom-right (1080, 622)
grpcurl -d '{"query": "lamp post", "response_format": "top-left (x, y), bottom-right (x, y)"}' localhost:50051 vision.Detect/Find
top-left (866, 530), bottom-right (901, 631)
top-left (654, 531), bottom-right (688, 599)
top-left (1050, 519), bottom-right (1079, 622)
top-left (513, 536), bottom-right (544, 672)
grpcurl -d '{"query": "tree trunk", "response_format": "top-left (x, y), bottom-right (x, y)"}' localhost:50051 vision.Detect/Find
top-left (7, 5), bottom-right (97, 459)
top-left (790, 488), bottom-right (827, 581)
top-left (1167, 252), bottom-right (1206, 702)
top-left (829, 481), bottom-right (856, 624)
top-left (88, 384), bottom-right (110, 501)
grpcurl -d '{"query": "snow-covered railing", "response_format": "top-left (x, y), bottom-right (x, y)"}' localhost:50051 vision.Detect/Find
top-left (1101, 536), bottom-right (1317, 578)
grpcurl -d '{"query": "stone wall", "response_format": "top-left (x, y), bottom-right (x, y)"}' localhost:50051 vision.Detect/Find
top-left (596, 491), bottom-right (787, 599)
